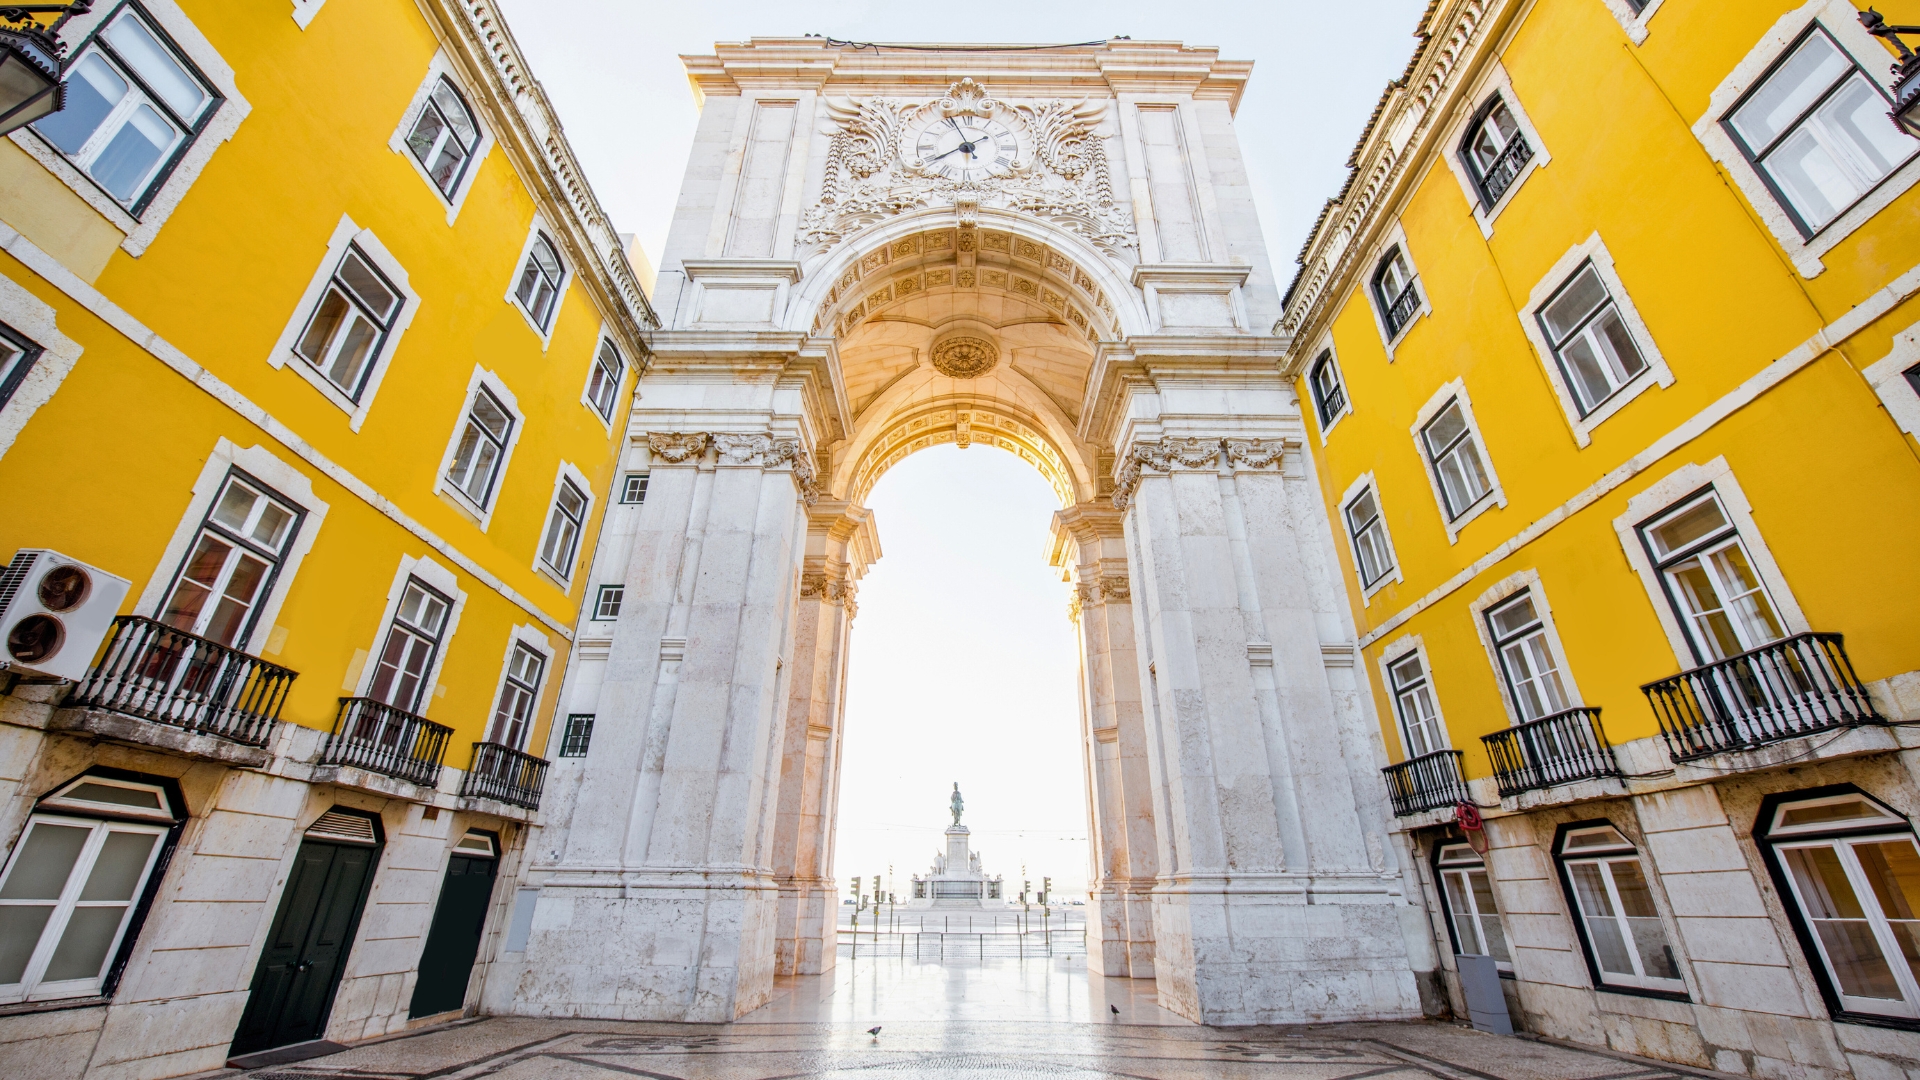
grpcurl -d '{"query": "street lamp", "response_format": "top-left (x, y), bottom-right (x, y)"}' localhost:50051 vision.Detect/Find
top-left (1862, 8), bottom-right (1920, 138)
top-left (0, 2), bottom-right (90, 138)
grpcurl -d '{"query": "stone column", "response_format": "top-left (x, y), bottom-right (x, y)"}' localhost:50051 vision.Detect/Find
top-left (1114, 425), bottom-right (1419, 1025)
top-left (771, 501), bottom-right (879, 975)
top-left (514, 429), bottom-right (815, 1022)
top-left (1051, 502), bottom-right (1157, 979)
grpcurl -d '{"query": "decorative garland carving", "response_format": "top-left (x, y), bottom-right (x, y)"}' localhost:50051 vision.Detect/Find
top-left (800, 572), bottom-right (855, 606)
top-left (1111, 437), bottom-right (1300, 509)
top-left (710, 434), bottom-right (824, 506)
top-left (802, 79), bottom-right (1136, 258)
top-left (647, 432), bottom-right (710, 463)
top-left (1067, 573), bottom-right (1131, 622)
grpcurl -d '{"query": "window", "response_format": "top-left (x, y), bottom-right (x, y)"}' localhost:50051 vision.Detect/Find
top-left (445, 386), bottom-right (513, 510)
top-left (585, 340), bottom-right (625, 421)
top-left (488, 643), bottom-right (543, 750)
top-left (513, 233), bottom-right (564, 331)
top-left (1388, 653), bottom-right (1446, 758)
top-left (1308, 349), bottom-right (1347, 429)
top-left (593, 585), bottom-right (623, 620)
top-left (1373, 247), bottom-right (1420, 338)
top-left (0, 323), bottom-right (47, 411)
top-left (0, 774), bottom-right (177, 1005)
top-left (1556, 824), bottom-right (1685, 994)
top-left (620, 474), bottom-right (648, 505)
top-left (1763, 790), bottom-right (1920, 1021)
top-left (559, 714), bottom-right (594, 757)
top-left (1640, 491), bottom-right (1785, 663)
top-left (1420, 399), bottom-right (1492, 520)
top-left (539, 479), bottom-right (587, 578)
top-left (366, 579), bottom-right (450, 713)
top-left (158, 472), bottom-right (302, 647)
top-left (1436, 844), bottom-right (1511, 970)
top-left (1461, 96), bottom-right (1534, 207)
top-left (1486, 593), bottom-right (1571, 723)
top-left (1726, 26), bottom-right (1919, 235)
top-left (31, 5), bottom-right (219, 212)
top-left (1343, 485), bottom-right (1394, 588)
top-left (1537, 262), bottom-right (1650, 416)
top-left (1906, 362), bottom-right (1920, 400)
top-left (292, 246), bottom-right (402, 402)
top-left (404, 77), bottom-right (481, 199)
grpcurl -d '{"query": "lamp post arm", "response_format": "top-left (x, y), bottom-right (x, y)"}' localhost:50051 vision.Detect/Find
top-left (0, 2), bottom-right (92, 42)
top-left (1862, 9), bottom-right (1920, 60)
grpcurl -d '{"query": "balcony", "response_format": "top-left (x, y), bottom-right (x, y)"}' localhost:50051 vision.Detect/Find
top-left (459, 741), bottom-right (549, 811)
top-left (1641, 632), bottom-right (1884, 763)
top-left (1383, 283), bottom-right (1422, 337)
top-left (1482, 707), bottom-right (1621, 799)
top-left (66, 616), bottom-right (295, 751)
top-left (320, 697), bottom-right (452, 788)
top-left (1477, 134), bottom-right (1534, 206)
top-left (1382, 749), bottom-right (1468, 817)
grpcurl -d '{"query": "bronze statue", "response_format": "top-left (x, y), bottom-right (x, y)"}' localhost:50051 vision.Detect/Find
top-left (950, 782), bottom-right (964, 826)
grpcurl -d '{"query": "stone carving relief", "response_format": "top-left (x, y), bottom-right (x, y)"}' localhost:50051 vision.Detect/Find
top-left (1067, 573), bottom-right (1131, 621)
top-left (930, 336), bottom-right (998, 379)
top-left (652, 432), bottom-right (823, 505)
top-left (802, 79), bottom-right (1136, 258)
top-left (648, 432), bottom-right (710, 463)
top-left (800, 571), bottom-right (856, 608)
top-left (1111, 437), bottom-right (1301, 510)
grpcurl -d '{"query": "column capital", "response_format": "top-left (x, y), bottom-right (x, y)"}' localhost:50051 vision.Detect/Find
top-left (1110, 435), bottom-right (1301, 509)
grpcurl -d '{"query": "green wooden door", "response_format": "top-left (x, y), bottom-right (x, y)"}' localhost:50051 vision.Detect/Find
top-left (232, 839), bottom-right (378, 1055)
top-left (407, 853), bottom-right (498, 1018)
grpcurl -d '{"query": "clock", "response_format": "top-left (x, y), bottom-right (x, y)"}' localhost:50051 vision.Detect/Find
top-left (913, 116), bottom-right (1018, 182)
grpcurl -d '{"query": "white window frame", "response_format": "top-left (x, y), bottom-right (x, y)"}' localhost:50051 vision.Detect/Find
top-left (1435, 842), bottom-right (1513, 972)
top-left (433, 366), bottom-right (525, 529)
top-left (131, 439), bottom-right (327, 658)
top-left (388, 54), bottom-right (494, 224)
top-left (1613, 458), bottom-right (1810, 670)
top-left (1599, 0), bottom-right (1667, 45)
top-left (534, 462), bottom-right (594, 588)
top-left (506, 218), bottom-right (572, 346)
top-left (1378, 635), bottom-right (1450, 761)
top-left (1306, 336), bottom-right (1351, 442)
top-left (1410, 379), bottom-right (1506, 543)
top-left (1862, 316), bottom-right (1920, 440)
top-left (580, 332), bottom-right (627, 431)
top-left (266, 215), bottom-right (420, 431)
top-left (1695, 1), bottom-right (1920, 278)
top-left (484, 624), bottom-right (552, 752)
top-left (1469, 572), bottom-right (1584, 729)
top-left (592, 584), bottom-right (624, 620)
top-left (619, 473), bottom-right (649, 505)
top-left (1518, 234), bottom-right (1674, 446)
top-left (1439, 65), bottom-right (1551, 238)
top-left (1338, 471), bottom-right (1402, 604)
top-left (1364, 222), bottom-right (1430, 359)
top-left (0, 276), bottom-right (84, 466)
top-left (290, 0), bottom-right (325, 29)
top-left (6, 0), bottom-right (249, 257)
top-left (1556, 824), bottom-right (1689, 995)
top-left (350, 555), bottom-right (466, 711)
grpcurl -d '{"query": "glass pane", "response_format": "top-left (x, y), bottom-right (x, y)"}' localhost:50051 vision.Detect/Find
top-left (90, 104), bottom-right (174, 202)
top-left (405, 105), bottom-right (446, 166)
top-left (1819, 74), bottom-right (1918, 181)
top-left (1856, 840), bottom-right (1920, 921)
top-left (1648, 498), bottom-right (1730, 558)
top-left (1436, 445), bottom-right (1489, 515)
top-left (397, 584), bottom-right (448, 635)
top-left (1376, 251), bottom-right (1410, 297)
top-left (42, 906), bottom-right (125, 982)
top-left (1564, 826), bottom-right (1630, 851)
top-left (1608, 860), bottom-right (1679, 979)
top-left (457, 434), bottom-right (500, 503)
top-left (530, 237), bottom-right (562, 279)
top-left (1443, 871), bottom-right (1481, 953)
top-left (1424, 403), bottom-right (1467, 456)
top-left (1346, 489), bottom-right (1379, 533)
top-left (252, 503), bottom-right (293, 549)
top-left (1779, 798), bottom-right (1895, 830)
top-left (1592, 307), bottom-right (1648, 385)
top-left (77, 832), bottom-right (157, 902)
top-left (336, 252), bottom-right (398, 322)
top-left (0, 823), bottom-right (90, 900)
top-left (1560, 333), bottom-right (1614, 412)
top-left (1541, 266), bottom-right (1608, 342)
top-left (431, 81), bottom-right (477, 146)
top-left (0, 907), bottom-right (54, 984)
top-left (160, 534), bottom-right (229, 629)
top-left (296, 289), bottom-right (350, 365)
top-left (103, 14), bottom-right (206, 120)
top-left (1732, 31), bottom-right (1851, 150)
top-left (557, 482), bottom-right (586, 517)
top-left (1570, 863), bottom-right (1635, 976)
top-left (37, 53), bottom-right (126, 154)
top-left (325, 312), bottom-right (379, 392)
top-left (470, 391), bottom-right (511, 440)
top-left (1766, 124), bottom-right (1856, 229)
top-left (63, 783), bottom-right (161, 811)
top-left (210, 481), bottom-right (258, 532)
top-left (1388, 654), bottom-right (1422, 691)
top-left (1489, 596), bottom-right (1538, 640)
top-left (203, 552), bottom-right (268, 645)
top-left (427, 141), bottom-right (468, 194)
top-left (1710, 544), bottom-right (1784, 646)
top-left (1480, 910), bottom-right (1512, 964)
top-left (1784, 845), bottom-right (1901, 999)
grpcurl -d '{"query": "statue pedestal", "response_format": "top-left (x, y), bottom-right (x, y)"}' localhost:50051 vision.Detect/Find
top-left (908, 825), bottom-right (1000, 909)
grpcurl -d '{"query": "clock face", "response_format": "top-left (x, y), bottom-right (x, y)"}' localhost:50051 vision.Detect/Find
top-left (914, 116), bottom-right (1018, 182)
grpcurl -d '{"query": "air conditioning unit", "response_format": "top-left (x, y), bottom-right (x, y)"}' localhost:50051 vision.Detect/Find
top-left (0, 549), bottom-right (131, 681)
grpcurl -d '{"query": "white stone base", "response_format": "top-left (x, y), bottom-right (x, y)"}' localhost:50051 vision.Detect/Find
top-left (1089, 885), bottom-right (1155, 979)
top-left (774, 882), bottom-right (837, 976)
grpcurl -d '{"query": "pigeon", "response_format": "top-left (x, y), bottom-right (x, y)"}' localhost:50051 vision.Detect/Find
top-left (867, 1026), bottom-right (882, 1038)
top-left (1109, 1005), bottom-right (1119, 1017)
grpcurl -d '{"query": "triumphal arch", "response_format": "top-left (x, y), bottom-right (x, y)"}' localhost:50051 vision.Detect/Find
top-left (503, 38), bottom-right (1425, 1026)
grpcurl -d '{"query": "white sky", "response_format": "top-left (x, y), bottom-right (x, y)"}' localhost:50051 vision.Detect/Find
top-left (490, 1), bottom-right (1430, 898)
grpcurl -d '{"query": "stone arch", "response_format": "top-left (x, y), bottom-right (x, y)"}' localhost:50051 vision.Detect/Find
top-left (846, 397), bottom-right (1079, 506)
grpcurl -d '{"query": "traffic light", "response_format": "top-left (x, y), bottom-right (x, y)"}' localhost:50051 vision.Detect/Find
top-left (1041, 876), bottom-right (1052, 905)
top-left (873, 875), bottom-right (881, 900)
top-left (1022, 879), bottom-right (1030, 903)
top-left (849, 877), bottom-right (860, 900)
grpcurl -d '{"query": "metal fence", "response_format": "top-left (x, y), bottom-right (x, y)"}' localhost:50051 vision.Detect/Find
top-left (1641, 632), bottom-right (1882, 762)
top-left (72, 616), bottom-right (295, 747)
top-left (1482, 706), bottom-right (1620, 798)
top-left (838, 913), bottom-right (1086, 959)
top-left (321, 697), bottom-right (452, 787)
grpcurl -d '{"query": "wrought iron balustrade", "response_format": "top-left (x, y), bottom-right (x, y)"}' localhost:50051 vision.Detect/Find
top-left (1381, 749), bottom-right (1468, 817)
top-left (1316, 383), bottom-right (1348, 427)
top-left (321, 697), bottom-right (452, 787)
top-left (460, 741), bottom-right (549, 811)
top-left (1383, 283), bottom-right (1422, 337)
top-left (1641, 632), bottom-right (1883, 763)
top-left (71, 616), bottom-right (295, 747)
top-left (1482, 707), bottom-right (1620, 798)
top-left (1477, 135), bottom-right (1534, 205)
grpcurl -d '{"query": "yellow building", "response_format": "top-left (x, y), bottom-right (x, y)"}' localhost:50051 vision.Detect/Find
top-left (1280, 0), bottom-right (1920, 1072)
top-left (0, 0), bottom-right (652, 1073)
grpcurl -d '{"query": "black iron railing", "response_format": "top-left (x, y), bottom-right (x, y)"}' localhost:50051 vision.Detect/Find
top-left (1641, 632), bottom-right (1883, 763)
top-left (71, 616), bottom-right (295, 747)
top-left (1382, 749), bottom-right (1468, 817)
top-left (321, 697), bottom-right (452, 787)
top-left (1383, 283), bottom-right (1422, 337)
top-left (1476, 134), bottom-right (1534, 205)
top-left (460, 741), bottom-right (549, 810)
top-left (1315, 383), bottom-right (1348, 427)
top-left (1482, 707), bottom-right (1620, 798)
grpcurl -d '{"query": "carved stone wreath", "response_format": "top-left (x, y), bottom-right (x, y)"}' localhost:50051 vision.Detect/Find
top-left (930, 336), bottom-right (998, 379)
